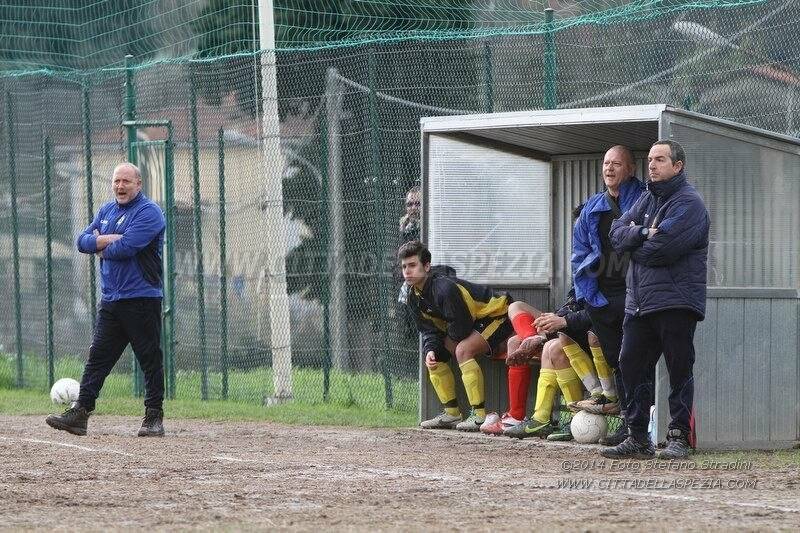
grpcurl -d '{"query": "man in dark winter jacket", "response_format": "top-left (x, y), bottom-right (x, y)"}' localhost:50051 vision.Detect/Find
top-left (603, 140), bottom-right (709, 460)
top-left (46, 162), bottom-right (166, 438)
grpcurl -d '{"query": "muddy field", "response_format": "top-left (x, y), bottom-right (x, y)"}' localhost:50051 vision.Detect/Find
top-left (1, 415), bottom-right (798, 531)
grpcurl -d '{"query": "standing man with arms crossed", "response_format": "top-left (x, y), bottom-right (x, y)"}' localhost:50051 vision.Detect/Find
top-left (46, 162), bottom-right (167, 437)
top-left (603, 140), bottom-right (709, 460)
top-left (570, 145), bottom-right (645, 445)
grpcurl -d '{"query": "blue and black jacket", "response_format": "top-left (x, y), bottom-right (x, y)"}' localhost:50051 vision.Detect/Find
top-left (572, 177), bottom-right (645, 308)
top-left (77, 191), bottom-right (166, 301)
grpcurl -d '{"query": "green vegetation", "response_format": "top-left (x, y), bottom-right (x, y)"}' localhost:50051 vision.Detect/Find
top-left (0, 353), bottom-right (418, 428)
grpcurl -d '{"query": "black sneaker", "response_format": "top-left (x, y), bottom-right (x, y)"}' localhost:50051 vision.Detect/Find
top-left (599, 417), bottom-right (628, 446)
top-left (46, 403), bottom-right (90, 436)
top-left (600, 435), bottom-right (655, 459)
top-left (137, 408), bottom-right (165, 437)
top-left (656, 429), bottom-right (691, 459)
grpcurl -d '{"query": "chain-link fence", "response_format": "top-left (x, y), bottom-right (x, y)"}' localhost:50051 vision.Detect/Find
top-left (1, 0), bottom-right (798, 413)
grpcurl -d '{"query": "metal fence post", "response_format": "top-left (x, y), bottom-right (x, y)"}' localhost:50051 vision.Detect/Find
top-left (6, 94), bottom-right (24, 388)
top-left (368, 48), bottom-right (393, 409)
top-left (43, 137), bottom-right (55, 388)
top-left (125, 55), bottom-right (145, 397)
top-left (217, 128), bottom-right (229, 400)
top-left (82, 82), bottom-right (97, 328)
top-left (189, 64), bottom-right (209, 401)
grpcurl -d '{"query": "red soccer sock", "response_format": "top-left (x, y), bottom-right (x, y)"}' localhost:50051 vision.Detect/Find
top-left (507, 364), bottom-right (532, 420)
top-left (511, 312), bottom-right (537, 339)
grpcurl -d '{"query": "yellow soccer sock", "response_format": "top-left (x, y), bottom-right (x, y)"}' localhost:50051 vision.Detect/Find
top-left (533, 369), bottom-right (558, 424)
top-left (459, 359), bottom-right (486, 418)
top-left (556, 367), bottom-right (584, 405)
top-left (428, 364), bottom-right (459, 416)
top-left (591, 346), bottom-right (617, 401)
top-left (562, 343), bottom-right (602, 396)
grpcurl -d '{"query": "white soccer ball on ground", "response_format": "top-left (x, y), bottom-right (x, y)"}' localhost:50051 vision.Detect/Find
top-left (50, 378), bottom-right (80, 405)
top-left (571, 410), bottom-right (608, 444)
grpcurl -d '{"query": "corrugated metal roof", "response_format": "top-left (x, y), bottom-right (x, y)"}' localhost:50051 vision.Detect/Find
top-left (466, 121), bottom-right (659, 155)
top-left (421, 104), bottom-right (800, 155)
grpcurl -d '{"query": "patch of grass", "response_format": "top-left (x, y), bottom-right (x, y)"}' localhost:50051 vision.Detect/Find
top-left (0, 352), bottom-right (419, 428)
top-left (0, 388), bottom-right (417, 427)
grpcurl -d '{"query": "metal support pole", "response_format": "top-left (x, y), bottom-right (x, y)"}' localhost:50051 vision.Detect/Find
top-left (43, 137), bottom-right (55, 388)
top-left (82, 83), bottom-right (97, 328)
top-left (124, 55), bottom-right (144, 396)
top-left (218, 128), bottom-right (229, 400)
top-left (164, 128), bottom-right (177, 400)
top-left (318, 108), bottom-right (332, 402)
top-left (368, 49), bottom-right (393, 409)
top-left (325, 68), bottom-right (348, 373)
top-left (189, 64), bottom-right (209, 401)
top-left (6, 94), bottom-right (24, 387)
top-left (543, 8), bottom-right (558, 110)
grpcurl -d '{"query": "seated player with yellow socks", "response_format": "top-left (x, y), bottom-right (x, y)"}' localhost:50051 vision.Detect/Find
top-left (398, 240), bottom-right (517, 432)
top-left (503, 286), bottom-right (616, 440)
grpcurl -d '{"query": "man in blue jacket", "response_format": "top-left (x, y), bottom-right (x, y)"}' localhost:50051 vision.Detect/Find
top-left (46, 162), bottom-right (167, 437)
top-left (570, 145), bottom-right (644, 446)
top-left (603, 140), bottom-right (709, 460)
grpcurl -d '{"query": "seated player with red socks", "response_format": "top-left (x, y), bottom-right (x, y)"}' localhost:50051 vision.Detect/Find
top-left (506, 290), bottom-right (614, 440)
top-left (398, 240), bottom-right (523, 432)
top-left (477, 304), bottom-right (545, 435)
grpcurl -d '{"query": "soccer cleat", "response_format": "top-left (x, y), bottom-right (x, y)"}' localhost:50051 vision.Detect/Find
top-left (600, 435), bottom-right (655, 459)
top-left (599, 417), bottom-right (628, 446)
top-left (656, 429), bottom-right (691, 459)
top-left (420, 411), bottom-right (462, 429)
top-left (455, 412), bottom-right (485, 432)
top-left (45, 402), bottom-right (90, 436)
top-left (137, 407), bottom-right (165, 437)
top-left (506, 335), bottom-right (546, 366)
top-left (570, 394), bottom-right (620, 415)
top-left (504, 418), bottom-right (553, 439)
top-left (480, 412), bottom-right (523, 435)
top-left (547, 421), bottom-right (573, 442)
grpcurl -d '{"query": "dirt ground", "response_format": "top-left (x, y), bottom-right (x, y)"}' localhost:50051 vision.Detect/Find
top-left (1, 415), bottom-right (799, 531)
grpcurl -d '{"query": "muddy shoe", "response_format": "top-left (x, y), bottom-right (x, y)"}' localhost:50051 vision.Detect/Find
top-left (506, 335), bottom-right (546, 366)
top-left (46, 402), bottom-right (90, 436)
top-left (420, 411), bottom-right (461, 429)
top-left (571, 394), bottom-right (620, 415)
top-left (656, 429), bottom-right (691, 460)
top-left (504, 418), bottom-right (553, 439)
top-left (600, 435), bottom-right (655, 459)
top-left (455, 412), bottom-right (485, 432)
top-left (137, 407), bottom-right (165, 437)
top-left (547, 421), bottom-right (573, 442)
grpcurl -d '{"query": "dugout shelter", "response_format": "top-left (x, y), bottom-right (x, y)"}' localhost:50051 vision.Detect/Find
top-left (419, 104), bottom-right (800, 450)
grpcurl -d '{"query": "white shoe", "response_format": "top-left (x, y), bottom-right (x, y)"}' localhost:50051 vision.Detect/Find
top-left (481, 412), bottom-right (522, 435)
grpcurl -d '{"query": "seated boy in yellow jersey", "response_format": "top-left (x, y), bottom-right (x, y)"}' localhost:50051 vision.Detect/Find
top-left (398, 240), bottom-right (515, 431)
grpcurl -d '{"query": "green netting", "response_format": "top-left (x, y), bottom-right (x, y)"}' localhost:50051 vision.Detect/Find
top-left (0, 0), bottom-right (769, 71)
top-left (1, 0), bottom-right (798, 415)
